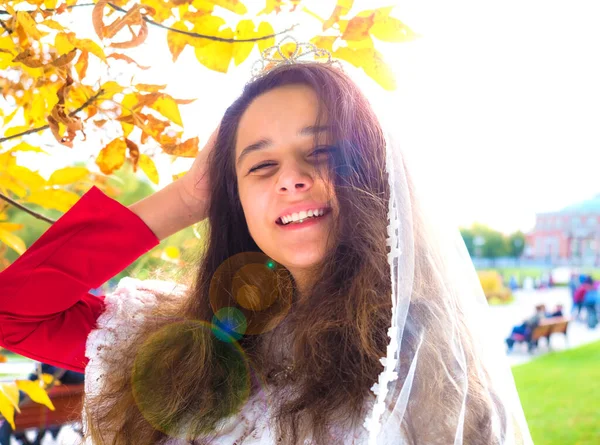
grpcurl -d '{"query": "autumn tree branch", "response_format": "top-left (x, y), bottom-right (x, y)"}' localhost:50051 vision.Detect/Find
top-left (0, 88), bottom-right (104, 144)
top-left (0, 192), bottom-right (56, 224)
top-left (0, 3), bottom-right (297, 43)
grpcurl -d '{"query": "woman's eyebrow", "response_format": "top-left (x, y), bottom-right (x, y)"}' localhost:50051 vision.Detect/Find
top-left (236, 126), bottom-right (331, 168)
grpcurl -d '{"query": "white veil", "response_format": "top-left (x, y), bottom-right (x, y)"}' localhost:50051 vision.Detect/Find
top-left (360, 99), bottom-right (534, 444)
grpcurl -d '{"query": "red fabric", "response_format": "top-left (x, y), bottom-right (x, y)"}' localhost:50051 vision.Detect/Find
top-left (0, 186), bottom-right (159, 372)
top-left (574, 283), bottom-right (593, 304)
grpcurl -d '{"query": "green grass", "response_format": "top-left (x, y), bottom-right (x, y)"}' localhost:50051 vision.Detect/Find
top-left (512, 340), bottom-right (600, 445)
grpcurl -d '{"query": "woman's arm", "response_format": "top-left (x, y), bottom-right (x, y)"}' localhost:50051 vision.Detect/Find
top-left (0, 131), bottom-right (216, 371)
top-left (0, 178), bottom-right (210, 371)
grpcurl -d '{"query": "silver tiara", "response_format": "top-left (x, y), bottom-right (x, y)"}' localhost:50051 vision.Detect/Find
top-left (250, 35), bottom-right (341, 82)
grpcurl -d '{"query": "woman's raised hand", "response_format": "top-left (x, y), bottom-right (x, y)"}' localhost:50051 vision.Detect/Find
top-left (176, 126), bottom-right (219, 222)
top-left (129, 127), bottom-right (219, 240)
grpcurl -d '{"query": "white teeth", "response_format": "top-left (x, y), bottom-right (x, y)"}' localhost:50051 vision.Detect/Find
top-left (279, 208), bottom-right (328, 225)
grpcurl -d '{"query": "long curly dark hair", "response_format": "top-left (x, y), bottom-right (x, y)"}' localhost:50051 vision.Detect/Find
top-left (84, 63), bottom-right (505, 445)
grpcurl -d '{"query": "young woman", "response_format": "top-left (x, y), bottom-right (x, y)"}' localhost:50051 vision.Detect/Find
top-left (0, 58), bottom-right (531, 444)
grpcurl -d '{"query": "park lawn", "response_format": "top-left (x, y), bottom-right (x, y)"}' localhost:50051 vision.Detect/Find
top-left (512, 340), bottom-right (600, 445)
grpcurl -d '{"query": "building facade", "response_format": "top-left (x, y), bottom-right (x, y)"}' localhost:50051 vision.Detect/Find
top-left (525, 194), bottom-right (600, 266)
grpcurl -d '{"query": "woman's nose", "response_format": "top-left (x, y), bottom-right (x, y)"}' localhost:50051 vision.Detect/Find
top-left (276, 165), bottom-right (314, 194)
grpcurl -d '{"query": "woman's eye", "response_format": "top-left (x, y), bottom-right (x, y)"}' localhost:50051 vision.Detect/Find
top-left (249, 162), bottom-right (275, 173)
top-left (310, 146), bottom-right (335, 157)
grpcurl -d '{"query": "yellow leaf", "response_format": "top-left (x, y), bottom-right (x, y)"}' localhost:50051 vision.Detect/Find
top-left (44, 0), bottom-right (58, 8)
top-left (0, 223), bottom-right (24, 232)
top-left (96, 138), bottom-right (127, 174)
top-left (3, 125), bottom-right (31, 138)
top-left (55, 33), bottom-right (76, 55)
top-left (358, 48), bottom-right (395, 90)
top-left (40, 19), bottom-right (65, 31)
top-left (194, 28), bottom-right (234, 73)
top-left (211, 0), bottom-right (247, 15)
top-left (40, 374), bottom-right (61, 387)
top-left (0, 228), bottom-right (26, 255)
top-left (7, 165), bottom-right (46, 191)
top-left (164, 246), bottom-right (180, 259)
top-left (150, 95), bottom-right (183, 126)
top-left (310, 36), bottom-right (337, 52)
top-left (15, 380), bottom-right (55, 411)
top-left (138, 154), bottom-right (159, 184)
top-left (0, 177), bottom-right (27, 198)
top-left (3, 108), bottom-right (19, 126)
top-left (100, 80), bottom-right (125, 98)
top-left (67, 84), bottom-right (96, 109)
top-left (26, 189), bottom-right (80, 213)
top-left (0, 392), bottom-right (16, 430)
top-left (257, 22), bottom-right (275, 53)
top-left (16, 11), bottom-right (44, 40)
top-left (29, 92), bottom-right (48, 127)
top-left (141, 0), bottom-right (174, 22)
top-left (9, 142), bottom-right (47, 154)
top-left (334, 47), bottom-right (396, 90)
top-left (73, 37), bottom-right (106, 62)
top-left (233, 20), bottom-right (255, 66)
top-left (167, 22), bottom-right (192, 62)
top-left (0, 383), bottom-right (21, 412)
top-left (371, 16), bottom-right (418, 42)
top-left (48, 167), bottom-right (90, 185)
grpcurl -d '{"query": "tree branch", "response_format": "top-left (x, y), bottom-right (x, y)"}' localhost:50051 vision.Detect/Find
top-left (0, 88), bottom-right (104, 144)
top-left (0, 3), bottom-right (297, 43)
top-left (0, 18), bottom-right (11, 34)
top-left (0, 192), bottom-right (56, 224)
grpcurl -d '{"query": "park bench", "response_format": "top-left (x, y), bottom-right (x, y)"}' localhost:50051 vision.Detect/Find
top-left (3, 383), bottom-right (84, 445)
top-left (526, 317), bottom-right (569, 352)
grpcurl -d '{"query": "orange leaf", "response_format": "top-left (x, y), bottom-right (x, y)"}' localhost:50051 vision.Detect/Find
top-left (134, 84), bottom-right (166, 93)
top-left (107, 53), bottom-right (150, 69)
top-left (342, 13), bottom-right (375, 41)
top-left (162, 137), bottom-right (199, 158)
top-left (75, 50), bottom-right (89, 80)
top-left (110, 21), bottom-right (149, 49)
top-left (96, 138), bottom-right (127, 174)
top-left (92, 0), bottom-right (108, 39)
top-left (126, 138), bottom-right (140, 171)
top-left (323, 0), bottom-right (353, 31)
top-left (12, 49), bottom-right (44, 68)
top-left (51, 49), bottom-right (77, 67)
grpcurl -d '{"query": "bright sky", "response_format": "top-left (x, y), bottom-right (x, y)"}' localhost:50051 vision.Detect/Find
top-left (10, 0), bottom-right (600, 234)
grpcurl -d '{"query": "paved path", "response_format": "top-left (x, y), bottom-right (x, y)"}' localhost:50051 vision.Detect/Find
top-left (3, 287), bottom-right (600, 444)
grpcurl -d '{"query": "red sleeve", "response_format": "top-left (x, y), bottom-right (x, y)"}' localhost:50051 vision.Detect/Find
top-left (0, 186), bottom-right (160, 372)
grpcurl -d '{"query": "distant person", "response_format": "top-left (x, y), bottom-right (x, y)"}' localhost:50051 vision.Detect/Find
top-left (547, 304), bottom-right (564, 318)
top-left (582, 277), bottom-right (598, 329)
top-left (509, 275), bottom-right (519, 292)
top-left (505, 304), bottom-right (547, 352)
top-left (573, 275), bottom-right (594, 321)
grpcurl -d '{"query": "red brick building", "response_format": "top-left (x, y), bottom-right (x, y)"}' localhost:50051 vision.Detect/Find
top-left (525, 194), bottom-right (600, 265)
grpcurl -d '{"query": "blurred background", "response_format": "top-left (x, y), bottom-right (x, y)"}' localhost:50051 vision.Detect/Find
top-left (1, 1), bottom-right (599, 444)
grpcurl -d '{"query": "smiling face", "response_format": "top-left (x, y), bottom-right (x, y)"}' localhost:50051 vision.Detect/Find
top-left (235, 84), bottom-right (339, 291)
